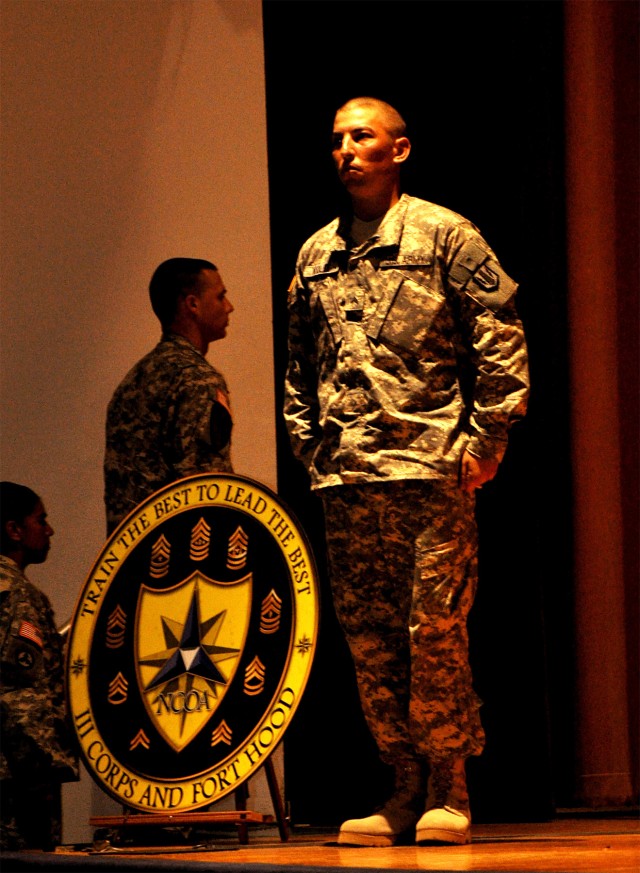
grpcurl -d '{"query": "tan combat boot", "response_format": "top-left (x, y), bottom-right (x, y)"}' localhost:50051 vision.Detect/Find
top-left (415, 758), bottom-right (471, 845)
top-left (338, 761), bottom-right (424, 847)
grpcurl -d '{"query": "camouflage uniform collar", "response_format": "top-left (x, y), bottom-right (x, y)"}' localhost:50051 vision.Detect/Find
top-left (363, 194), bottom-right (449, 265)
top-left (335, 194), bottom-right (410, 251)
top-left (371, 194), bottom-right (410, 249)
top-left (0, 554), bottom-right (22, 574)
top-left (160, 332), bottom-right (204, 357)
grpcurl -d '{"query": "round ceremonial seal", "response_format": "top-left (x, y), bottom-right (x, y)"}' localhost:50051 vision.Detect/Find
top-left (66, 474), bottom-right (319, 813)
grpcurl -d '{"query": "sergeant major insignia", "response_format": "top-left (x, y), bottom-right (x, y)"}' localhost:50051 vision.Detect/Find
top-left (66, 474), bottom-right (319, 814)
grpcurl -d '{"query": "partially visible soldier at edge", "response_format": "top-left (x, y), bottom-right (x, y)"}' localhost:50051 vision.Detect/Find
top-left (0, 481), bottom-right (79, 850)
top-left (284, 97), bottom-right (529, 847)
top-left (104, 257), bottom-right (234, 534)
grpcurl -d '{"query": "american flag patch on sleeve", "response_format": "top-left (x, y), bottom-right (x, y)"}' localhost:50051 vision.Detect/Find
top-left (18, 620), bottom-right (43, 649)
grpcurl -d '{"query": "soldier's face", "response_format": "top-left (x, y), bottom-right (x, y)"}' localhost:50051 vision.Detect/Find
top-left (17, 500), bottom-right (53, 565)
top-left (196, 269), bottom-right (233, 342)
top-left (331, 104), bottom-right (402, 195)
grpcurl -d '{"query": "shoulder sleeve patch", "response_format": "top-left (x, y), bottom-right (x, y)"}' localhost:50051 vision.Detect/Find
top-left (449, 239), bottom-right (518, 311)
top-left (467, 259), bottom-right (517, 310)
top-left (209, 394), bottom-right (232, 453)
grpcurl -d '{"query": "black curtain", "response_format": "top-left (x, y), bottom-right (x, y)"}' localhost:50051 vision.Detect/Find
top-left (263, 0), bottom-right (572, 825)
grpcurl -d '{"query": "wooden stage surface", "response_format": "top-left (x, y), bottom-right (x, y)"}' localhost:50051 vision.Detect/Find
top-left (30, 814), bottom-right (640, 872)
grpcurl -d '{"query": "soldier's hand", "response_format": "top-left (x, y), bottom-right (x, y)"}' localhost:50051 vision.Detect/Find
top-left (460, 450), bottom-right (499, 493)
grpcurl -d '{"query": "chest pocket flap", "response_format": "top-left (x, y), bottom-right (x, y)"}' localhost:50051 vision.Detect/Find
top-left (365, 266), bottom-right (441, 355)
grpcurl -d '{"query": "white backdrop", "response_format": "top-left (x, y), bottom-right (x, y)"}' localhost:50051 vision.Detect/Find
top-left (1, 0), bottom-right (277, 842)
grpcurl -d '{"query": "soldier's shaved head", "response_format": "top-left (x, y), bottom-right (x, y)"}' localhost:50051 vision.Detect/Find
top-left (336, 97), bottom-right (407, 139)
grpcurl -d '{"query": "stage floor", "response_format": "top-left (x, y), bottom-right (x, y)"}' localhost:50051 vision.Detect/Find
top-left (2, 815), bottom-right (639, 873)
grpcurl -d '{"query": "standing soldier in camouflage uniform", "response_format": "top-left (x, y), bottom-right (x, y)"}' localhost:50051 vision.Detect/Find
top-left (0, 482), bottom-right (79, 849)
top-left (105, 257), bottom-right (235, 534)
top-left (284, 97), bottom-right (529, 846)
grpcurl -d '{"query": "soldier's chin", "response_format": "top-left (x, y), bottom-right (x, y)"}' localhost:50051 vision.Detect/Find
top-left (341, 175), bottom-right (366, 193)
top-left (31, 548), bottom-right (50, 564)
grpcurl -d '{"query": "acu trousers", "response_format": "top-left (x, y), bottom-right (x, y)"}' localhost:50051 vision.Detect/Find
top-left (321, 480), bottom-right (485, 768)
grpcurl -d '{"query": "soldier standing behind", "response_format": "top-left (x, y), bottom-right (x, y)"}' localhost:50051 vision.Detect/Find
top-left (284, 97), bottom-right (529, 846)
top-left (0, 482), bottom-right (79, 849)
top-left (104, 257), bottom-right (234, 534)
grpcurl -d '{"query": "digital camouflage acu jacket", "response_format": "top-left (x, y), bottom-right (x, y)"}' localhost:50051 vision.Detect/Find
top-left (0, 556), bottom-right (78, 783)
top-left (284, 194), bottom-right (529, 490)
top-left (104, 333), bottom-right (233, 533)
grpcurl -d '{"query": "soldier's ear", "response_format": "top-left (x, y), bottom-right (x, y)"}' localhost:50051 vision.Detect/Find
top-left (181, 292), bottom-right (200, 317)
top-left (393, 136), bottom-right (411, 164)
top-left (4, 520), bottom-right (22, 544)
